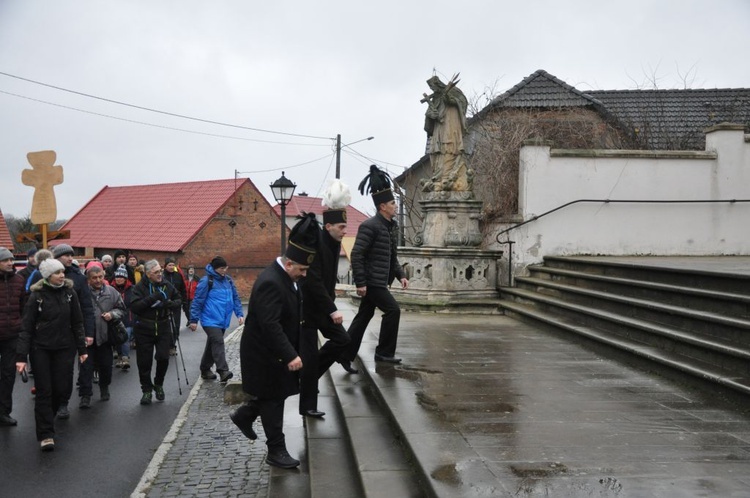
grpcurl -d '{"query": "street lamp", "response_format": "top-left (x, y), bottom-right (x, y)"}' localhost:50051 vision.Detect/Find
top-left (270, 171), bottom-right (296, 254)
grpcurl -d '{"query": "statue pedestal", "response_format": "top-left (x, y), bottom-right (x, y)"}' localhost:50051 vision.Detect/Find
top-left (393, 196), bottom-right (503, 313)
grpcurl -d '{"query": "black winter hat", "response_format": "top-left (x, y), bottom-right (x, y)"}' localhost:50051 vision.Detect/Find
top-left (113, 249), bottom-right (127, 260)
top-left (285, 213), bottom-right (319, 265)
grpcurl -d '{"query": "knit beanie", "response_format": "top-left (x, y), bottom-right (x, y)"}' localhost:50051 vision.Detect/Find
top-left (165, 256), bottom-right (176, 265)
top-left (114, 264), bottom-right (129, 279)
top-left (40, 258), bottom-right (65, 278)
top-left (101, 254), bottom-right (113, 263)
top-left (85, 261), bottom-right (104, 273)
top-left (0, 247), bottom-right (13, 261)
top-left (210, 256), bottom-right (227, 269)
top-left (53, 244), bottom-right (75, 258)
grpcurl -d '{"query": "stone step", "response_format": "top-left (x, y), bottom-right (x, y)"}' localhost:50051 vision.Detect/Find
top-left (515, 276), bottom-right (750, 345)
top-left (502, 286), bottom-right (750, 376)
top-left (499, 299), bottom-right (750, 397)
top-left (327, 359), bottom-right (426, 498)
top-left (528, 265), bottom-right (750, 318)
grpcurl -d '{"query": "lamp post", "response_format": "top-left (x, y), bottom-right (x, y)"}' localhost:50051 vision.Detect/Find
top-left (270, 171), bottom-right (296, 255)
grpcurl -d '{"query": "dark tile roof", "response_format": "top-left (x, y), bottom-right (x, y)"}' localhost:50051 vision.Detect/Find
top-left (487, 69), bottom-right (602, 109)
top-left (59, 178), bottom-right (260, 252)
top-left (587, 88), bottom-right (750, 149)
top-left (480, 69), bottom-right (750, 150)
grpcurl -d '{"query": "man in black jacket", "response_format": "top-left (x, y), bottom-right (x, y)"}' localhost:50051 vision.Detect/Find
top-left (231, 214), bottom-right (319, 469)
top-left (52, 244), bottom-right (96, 416)
top-left (298, 188), bottom-right (352, 418)
top-left (342, 165), bottom-right (408, 367)
top-left (0, 247), bottom-right (25, 426)
top-left (129, 259), bottom-right (182, 405)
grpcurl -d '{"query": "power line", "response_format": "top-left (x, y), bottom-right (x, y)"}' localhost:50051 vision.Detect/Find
top-left (0, 89), bottom-right (330, 146)
top-left (0, 70), bottom-right (333, 141)
top-left (236, 152), bottom-right (336, 174)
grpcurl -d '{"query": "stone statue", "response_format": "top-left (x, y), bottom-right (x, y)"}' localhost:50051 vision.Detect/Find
top-left (21, 150), bottom-right (64, 224)
top-left (421, 74), bottom-right (472, 193)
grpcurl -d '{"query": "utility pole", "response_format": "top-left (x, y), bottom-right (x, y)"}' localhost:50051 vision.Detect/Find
top-left (335, 134), bottom-right (341, 179)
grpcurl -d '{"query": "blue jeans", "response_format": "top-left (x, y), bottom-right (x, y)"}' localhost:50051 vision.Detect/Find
top-left (118, 327), bottom-right (133, 358)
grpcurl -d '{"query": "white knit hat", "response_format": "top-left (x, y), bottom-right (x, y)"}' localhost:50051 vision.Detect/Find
top-left (40, 258), bottom-right (65, 278)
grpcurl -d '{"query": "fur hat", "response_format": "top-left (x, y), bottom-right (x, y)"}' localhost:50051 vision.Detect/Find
top-left (358, 164), bottom-right (394, 206)
top-left (210, 256), bottom-right (227, 269)
top-left (322, 179), bottom-right (351, 225)
top-left (286, 213), bottom-right (320, 265)
top-left (52, 243), bottom-right (75, 258)
top-left (114, 264), bottom-right (129, 279)
top-left (0, 247), bottom-right (13, 262)
top-left (40, 258), bottom-right (65, 278)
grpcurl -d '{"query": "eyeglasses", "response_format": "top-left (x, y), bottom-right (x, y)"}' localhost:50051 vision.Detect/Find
top-left (149, 269), bottom-right (164, 275)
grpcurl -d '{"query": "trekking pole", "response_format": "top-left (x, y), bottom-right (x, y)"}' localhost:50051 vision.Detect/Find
top-left (170, 310), bottom-right (190, 386)
top-left (167, 314), bottom-right (183, 395)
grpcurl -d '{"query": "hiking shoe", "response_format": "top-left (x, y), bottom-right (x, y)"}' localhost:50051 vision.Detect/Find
top-left (121, 356), bottom-right (130, 370)
top-left (229, 406), bottom-right (258, 440)
top-left (140, 391), bottom-right (152, 405)
top-left (115, 360), bottom-right (122, 369)
top-left (0, 414), bottom-right (17, 426)
top-left (100, 386), bottom-right (110, 401)
top-left (219, 371), bottom-right (234, 383)
top-left (201, 370), bottom-right (217, 380)
top-left (56, 404), bottom-right (70, 419)
top-left (40, 438), bottom-right (55, 452)
top-left (169, 348), bottom-right (177, 356)
top-left (154, 385), bottom-right (165, 401)
top-left (79, 396), bottom-right (91, 409)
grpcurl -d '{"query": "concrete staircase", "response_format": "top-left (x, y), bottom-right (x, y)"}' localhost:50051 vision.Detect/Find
top-left (498, 256), bottom-right (750, 398)
top-left (266, 359), bottom-right (426, 498)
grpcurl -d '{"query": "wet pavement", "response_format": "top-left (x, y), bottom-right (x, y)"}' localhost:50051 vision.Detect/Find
top-left (353, 306), bottom-right (750, 497)
top-left (138, 290), bottom-right (750, 497)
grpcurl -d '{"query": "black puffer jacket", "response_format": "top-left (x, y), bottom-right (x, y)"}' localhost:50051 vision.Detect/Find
top-left (17, 279), bottom-right (86, 360)
top-left (0, 269), bottom-right (26, 341)
top-left (351, 213), bottom-right (406, 289)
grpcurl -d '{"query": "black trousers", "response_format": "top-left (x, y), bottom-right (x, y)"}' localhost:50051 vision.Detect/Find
top-left (30, 347), bottom-right (76, 441)
top-left (78, 340), bottom-right (114, 396)
top-left (299, 319), bottom-right (349, 412)
top-left (134, 323), bottom-right (172, 392)
top-left (344, 286), bottom-right (401, 360)
top-left (0, 337), bottom-right (17, 417)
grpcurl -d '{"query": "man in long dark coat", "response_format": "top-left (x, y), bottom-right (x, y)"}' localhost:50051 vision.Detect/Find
top-left (231, 214), bottom-right (319, 469)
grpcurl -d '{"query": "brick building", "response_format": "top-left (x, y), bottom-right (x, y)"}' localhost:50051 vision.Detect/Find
top-left (56, 178), bottom-right (284, 298)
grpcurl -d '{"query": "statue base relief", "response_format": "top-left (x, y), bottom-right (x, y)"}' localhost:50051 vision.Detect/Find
top-left (393, 197), bottom-right (503, 313)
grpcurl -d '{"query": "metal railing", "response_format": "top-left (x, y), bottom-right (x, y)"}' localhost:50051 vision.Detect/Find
top-left (494, 198), bottom-right (750, 286)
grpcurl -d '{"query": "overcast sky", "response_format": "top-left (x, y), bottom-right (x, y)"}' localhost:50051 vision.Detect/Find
top-left (1, 0), bottom-right (749, 220)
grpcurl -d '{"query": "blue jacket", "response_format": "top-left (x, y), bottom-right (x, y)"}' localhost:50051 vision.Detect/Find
top-left (189, 264), bottom-right (243, 329)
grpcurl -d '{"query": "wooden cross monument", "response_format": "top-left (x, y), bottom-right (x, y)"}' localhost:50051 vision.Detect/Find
top-left (18, 150), bottom-right (69, 249)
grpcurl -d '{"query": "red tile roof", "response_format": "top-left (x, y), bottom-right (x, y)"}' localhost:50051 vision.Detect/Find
top-left (61, 178), bottom-right (258, 252)
top-left (0, 210), bottom-right (13, 249)
top-left (273, 195), bottom-right (368, 233)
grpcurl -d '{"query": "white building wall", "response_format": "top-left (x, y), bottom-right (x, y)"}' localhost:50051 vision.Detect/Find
top-left (493, 124), bottom-right (750, 279)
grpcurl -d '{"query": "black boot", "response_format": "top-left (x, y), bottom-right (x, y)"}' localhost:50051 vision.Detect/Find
top-left (266, 447), bottom-right (300, 469)
top-left (230, 402), bottom-right (259, 440)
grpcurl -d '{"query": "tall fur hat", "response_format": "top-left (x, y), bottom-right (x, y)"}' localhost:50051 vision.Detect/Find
top-left (358, 164), bottom-right (394, 206)
top-left (322, 179), bottom-right (351, 225)
top-left (285, 212), bottom-right (320, 265)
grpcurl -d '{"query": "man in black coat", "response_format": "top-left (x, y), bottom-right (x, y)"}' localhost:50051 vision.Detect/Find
top-left (231, 214), bottom-right (319, 469)
top-left (0, 247), bottom-right (26, 426)
top-left (298, 189), bottom-right (352, 418)
top-left (342, 165), bottom-right (408, 366)
top-left (129, 259), bottom-right (182, 405)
